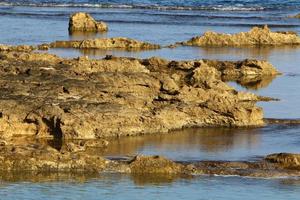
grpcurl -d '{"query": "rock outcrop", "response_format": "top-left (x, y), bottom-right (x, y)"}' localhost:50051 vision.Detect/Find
top-left (0, 50), bottom-right (280, 140)
top-left (0, 47), bottom-right (286, 176)
top-left (68, 12), bottom-right (108, 33)
top-left (46, 37), bottom-right (161, 50)
top-left (179, 26), bottom-right (300, 47)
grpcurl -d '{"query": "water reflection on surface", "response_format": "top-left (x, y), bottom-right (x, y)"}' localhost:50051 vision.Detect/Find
top-left (1, 174), bottom-right (300, 200)
top-left (102, 125), bottom-right (300, 162)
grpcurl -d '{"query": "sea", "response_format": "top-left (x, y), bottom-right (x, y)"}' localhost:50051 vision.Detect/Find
top-left (0, 0), bottom-right (300, 199)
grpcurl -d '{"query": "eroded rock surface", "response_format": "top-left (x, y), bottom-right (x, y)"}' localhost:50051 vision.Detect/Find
top-left (179, 26), bottom-right (300, 47)
top-left (0, 50), bottom-right (280, 140)
top-left (46, 37), bottom-right (161, 50)
top-left (69, 12), bottom-right (108, 33)
top-left (0, 44), bottom-right (36, 52)
top-left (0, 47), bottom-right (286, 176)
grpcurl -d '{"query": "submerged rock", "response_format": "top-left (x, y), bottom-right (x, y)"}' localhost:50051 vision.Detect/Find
top-left (180, 26), bottom-right (300, 47)
top-left (265, 153), bottom-right (300, 169)
top-left (129, 155), bottom-right (183, 174)
top-left (0, 143), bottom-right (300, 178)
top-left (69, 12), bottom-right (108, 33)
top-left (48, 37), bottom-right (161, 50)
top-left (192, 153), bottom-right (300, 177)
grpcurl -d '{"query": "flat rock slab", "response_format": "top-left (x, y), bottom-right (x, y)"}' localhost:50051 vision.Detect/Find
top-left (44, 37), bottom-right (161, 50)
top-left (178, 26), bottom-right (300, 47)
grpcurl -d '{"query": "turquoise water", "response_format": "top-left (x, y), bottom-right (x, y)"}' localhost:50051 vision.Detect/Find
top-left (1, 2), bottom-right (300, 199)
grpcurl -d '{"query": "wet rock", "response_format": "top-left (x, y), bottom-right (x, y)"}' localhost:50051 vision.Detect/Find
top-left (129, 155), bottom-right (183, 174)
top-left (265, 153), bottom-right (300, 169)
top-left (180, 26), bottom-right (300, 47)
top-left (48, 37), bottom-right (161, 50)
top-left (69, 12), bottom-right (108, 33)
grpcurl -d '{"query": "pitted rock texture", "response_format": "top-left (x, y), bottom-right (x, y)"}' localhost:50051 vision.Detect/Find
top-left (0, 49), bottom-right (280, 140)
top-left (180, 26), bottom-right (300, 47)
top-left (47, 37), bottom-right (161, 50)
top-left (69, 12), bottom-right (108, 33)
top-left (0, 44), bottom-right (36, 52)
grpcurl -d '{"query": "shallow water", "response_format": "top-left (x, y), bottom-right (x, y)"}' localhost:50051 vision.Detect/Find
top-left (1, 2), bottom-right (300, 199)
top-left (1, 175), bottom-right (300, 200)
top-left (103, 125), bottom-right (300, 162)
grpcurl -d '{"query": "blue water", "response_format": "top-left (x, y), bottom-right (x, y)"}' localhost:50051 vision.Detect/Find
top-left (1, 1), bottom-right (300, 199)
top-left (1, 0), bottom-right (300, 11)
top-left (0, 175), bottom-right (300, 200)
top-left (103, 125), bottom-right (300, 162)
top-left (1, 175), bottom-right (300, 200)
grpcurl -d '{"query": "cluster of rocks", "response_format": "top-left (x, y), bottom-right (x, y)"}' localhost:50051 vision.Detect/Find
top-left (0, 12), bottom-right (299, 180)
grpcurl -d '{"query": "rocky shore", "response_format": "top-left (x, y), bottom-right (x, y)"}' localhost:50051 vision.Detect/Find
top-left (178, 26), bottom-right (300, 47)
top-left (0, 46), bottom-right (280, 139)
top-left (0, 44), bottom-right (295, 178)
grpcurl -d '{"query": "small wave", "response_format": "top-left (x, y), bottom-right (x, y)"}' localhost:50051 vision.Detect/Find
top-left (210, 174), bottom-right (300, 180)
top-left (0, 2), bottom-right (272, 11)
top-left (0, 12), bottom-right (68, 17)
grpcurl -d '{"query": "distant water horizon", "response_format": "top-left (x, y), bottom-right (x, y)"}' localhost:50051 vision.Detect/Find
top-left (1, 0), bottom-right (300, 11)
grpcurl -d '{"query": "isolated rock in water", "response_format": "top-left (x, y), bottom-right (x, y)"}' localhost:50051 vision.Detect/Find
top-left (69, 12), bottom-right (108, 33)
top-left (181, 26), bottom-right (300, 47)
top-left (49, 37), bottom-right (161, 50)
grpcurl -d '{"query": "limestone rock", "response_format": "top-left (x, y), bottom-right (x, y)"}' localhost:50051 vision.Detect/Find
top-left (129, 155), bottom-right (183, 174)
top-left (69, 12), bottom-right (108, 33)
top-left (0, 49), bottom-right (280, 141)
top-left (180, 26), bottom-right (300, 47)
top-left (49, 37), bottom-right (161, 50)
top-left (0, 44), bottom-right (36, 52)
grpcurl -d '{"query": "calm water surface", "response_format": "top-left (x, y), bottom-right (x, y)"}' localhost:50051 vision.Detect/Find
top-left (1, 175), bottom-right (300, 200)
top-left (1, 1), bottom-right (300, 199)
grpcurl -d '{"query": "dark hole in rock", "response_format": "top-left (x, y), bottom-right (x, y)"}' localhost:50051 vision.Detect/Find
top-left (62, 87), bottom-right (70, 94)
top-left (43, 117), bottom-right (63, 151)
